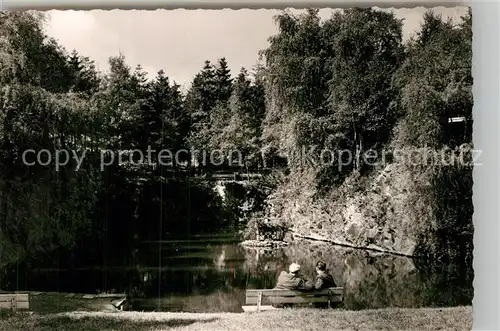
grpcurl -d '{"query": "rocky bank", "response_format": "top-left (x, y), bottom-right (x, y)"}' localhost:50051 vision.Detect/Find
top-left (261, 162), bottom-right (435, 257)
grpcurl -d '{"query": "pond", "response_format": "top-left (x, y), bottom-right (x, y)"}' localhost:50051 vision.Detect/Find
top-left (0, 233), bottom-right (473, 312)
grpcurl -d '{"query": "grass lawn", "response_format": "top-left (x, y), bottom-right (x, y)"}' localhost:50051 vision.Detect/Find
top-left (0, 306), bottom-right (471, 331)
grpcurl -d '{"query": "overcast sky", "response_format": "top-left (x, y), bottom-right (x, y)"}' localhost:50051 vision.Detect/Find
top-left (43, 7), bottom-right (468, 88)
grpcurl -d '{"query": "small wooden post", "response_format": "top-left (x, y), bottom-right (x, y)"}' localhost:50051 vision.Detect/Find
top-left (257, 291), bottom-right (262, 313)
top-left (11, 297), bottom-right (17, 312)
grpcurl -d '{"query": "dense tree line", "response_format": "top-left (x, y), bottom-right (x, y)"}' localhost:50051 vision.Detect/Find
top-left (0, 12), bottom-right (262, 272)
top-left (0, 8), bottom-right (473, 276)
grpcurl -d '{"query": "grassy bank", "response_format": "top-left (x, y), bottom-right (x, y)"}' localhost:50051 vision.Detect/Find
top-left (0, 306), bottom-right (471, 331)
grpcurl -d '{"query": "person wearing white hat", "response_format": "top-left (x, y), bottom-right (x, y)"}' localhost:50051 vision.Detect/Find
top-left (289, 263), bottom-right (301, 274)
top-left (275, 262), bottom-right (314, 291)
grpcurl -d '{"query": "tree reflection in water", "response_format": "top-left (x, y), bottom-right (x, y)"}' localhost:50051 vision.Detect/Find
top-left (1, 237), bottom-right (471, 313)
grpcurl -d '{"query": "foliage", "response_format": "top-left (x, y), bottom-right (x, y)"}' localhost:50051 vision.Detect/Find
top-left (259, 8), bottom-right (473, 263)
top-left (0, 8), bottom-right (473, 277)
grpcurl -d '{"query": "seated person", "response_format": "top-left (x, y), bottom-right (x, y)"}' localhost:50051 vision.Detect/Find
top-left (315, 260), bottom-right (336, 289)
top-left (275, 263), bottom-right (314, 290)
top-left (314, 260), bottom-right (337, 308)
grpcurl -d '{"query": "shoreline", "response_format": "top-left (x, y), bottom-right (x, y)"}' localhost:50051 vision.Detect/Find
top-left (289, 232), bottom-right (416, 257)
top-left (241, 231), bottom-right (415, 258)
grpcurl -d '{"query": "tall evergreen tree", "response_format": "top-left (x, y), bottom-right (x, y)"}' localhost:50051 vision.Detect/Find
top-left (215, 57), bottom-right (233, 103)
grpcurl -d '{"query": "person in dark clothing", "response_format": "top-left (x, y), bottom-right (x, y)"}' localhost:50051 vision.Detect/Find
top-left (314, 260), bottom-right (336, 290)
top-left (314, 260), bottom-right (337, 308)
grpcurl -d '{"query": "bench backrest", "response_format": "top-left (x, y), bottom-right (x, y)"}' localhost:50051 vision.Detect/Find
top-left (0, 293), bottom-right (30, 310)
top-left (245, 287), bottom-right (343, 305)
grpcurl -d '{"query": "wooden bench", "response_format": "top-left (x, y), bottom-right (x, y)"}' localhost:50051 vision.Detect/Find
top-left (242, 287), bottom-right (343, 312)
top-left (0, 293), bottom-right (29, 311)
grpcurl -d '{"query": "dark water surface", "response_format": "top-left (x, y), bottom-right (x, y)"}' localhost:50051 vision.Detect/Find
top-left (0, 234), bottom-right (473, 312)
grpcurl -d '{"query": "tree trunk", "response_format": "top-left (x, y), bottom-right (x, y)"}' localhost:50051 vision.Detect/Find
top-left (354, 129), bottom-right (359, 171)
top-left (353, 128), bottom-right (363, 172)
